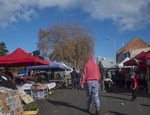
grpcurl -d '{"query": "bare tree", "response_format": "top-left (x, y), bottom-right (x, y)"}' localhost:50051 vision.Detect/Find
top-left (37, 21), bottom-right (94, 70)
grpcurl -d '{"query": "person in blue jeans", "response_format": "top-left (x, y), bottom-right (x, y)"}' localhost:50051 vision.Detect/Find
top-left (80, 55), bottom-right (101, 115)
top-left (70, 68), bottom-right (78, 89)
top-left (86, 80), bottom-right (100, 113)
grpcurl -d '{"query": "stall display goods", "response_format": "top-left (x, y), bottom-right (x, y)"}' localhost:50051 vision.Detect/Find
top-left (0, 87), bottom-right (24, 115)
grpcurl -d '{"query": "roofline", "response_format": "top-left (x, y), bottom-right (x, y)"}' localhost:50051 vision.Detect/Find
top-left (116, 36), bottom-right (150, 54)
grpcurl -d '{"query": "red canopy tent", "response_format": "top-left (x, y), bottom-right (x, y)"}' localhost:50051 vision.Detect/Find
top-left (131, 50), bottom-right (150, 63)
top-left (0, 48), bottom-right (49, 67)
top-left (123, 51), bottom-right (146, 66)
top-left (141, 50), bottom-right (150, 60)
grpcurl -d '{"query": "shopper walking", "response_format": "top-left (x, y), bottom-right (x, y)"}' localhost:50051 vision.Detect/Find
top-left (125, 69), bottom-right (131, 90)
top-left (70, 68), bottom-right (78, 89)
top-left (80, 55), bottom-right (101, 115)
top-left (130, 71), bottom-right (138, 101)
top-left (100, 69), bottom-right (106, 92)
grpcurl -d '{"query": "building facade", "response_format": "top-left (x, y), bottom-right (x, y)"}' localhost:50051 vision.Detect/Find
top-left (116, 37), bottom-right (150, 63)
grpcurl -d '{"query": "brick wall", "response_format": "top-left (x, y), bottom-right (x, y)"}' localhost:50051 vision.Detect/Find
top-left (124, 37), bottom-right (149, 52)
top-left (116, 37), bottom-right (150, 63)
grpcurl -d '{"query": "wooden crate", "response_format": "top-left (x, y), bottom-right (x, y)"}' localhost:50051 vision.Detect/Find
top-left (18, 88), bottom-right (34, 104)
top-left (0, 88), bottom-right (24, 115)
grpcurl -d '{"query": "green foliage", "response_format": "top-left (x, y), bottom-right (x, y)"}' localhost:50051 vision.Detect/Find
top-left (0, 42), bottom-right (8, 56)
top-left (7, 67), bottom-right (25, 73)
top-left (32, 50), bottom-right (45, 60)
top-left (32, 50), bottom-right (40, 57)
top-left (23, 102), bottom-right (38, 111)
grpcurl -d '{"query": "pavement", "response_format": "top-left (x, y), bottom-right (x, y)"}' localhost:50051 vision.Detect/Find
top-left (36, 88), bottom-right (150, 115)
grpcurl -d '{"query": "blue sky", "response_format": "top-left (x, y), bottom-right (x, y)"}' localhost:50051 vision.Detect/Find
top-left (0, 0), bottom-right (150, 59)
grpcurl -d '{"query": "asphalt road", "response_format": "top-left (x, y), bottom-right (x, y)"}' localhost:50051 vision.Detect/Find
top-left (36, 88), bottom-right (150, 115)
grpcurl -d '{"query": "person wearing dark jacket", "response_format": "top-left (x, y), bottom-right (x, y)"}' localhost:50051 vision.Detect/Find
top-left (70, 68), bottom-right (78, 89)
top-left (0, 68), bottom-right (17, 90)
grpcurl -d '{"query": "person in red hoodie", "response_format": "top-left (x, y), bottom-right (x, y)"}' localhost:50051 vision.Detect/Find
top-left (80, 55), bottom-right (101, 115)
top-left (131, 71), bottom-right (138, 101)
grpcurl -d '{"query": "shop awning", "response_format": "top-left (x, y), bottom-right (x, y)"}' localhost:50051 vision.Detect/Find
top-left (123, 51), bottom-right (145, 66)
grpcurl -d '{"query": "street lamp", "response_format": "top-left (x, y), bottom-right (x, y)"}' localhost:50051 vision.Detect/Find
top-left (105, 38), bottom-right (116, 62)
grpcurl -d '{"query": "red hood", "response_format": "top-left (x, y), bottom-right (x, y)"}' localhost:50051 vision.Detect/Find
top-left (87, 55), bottom-right (94, 63)
top-left (81, 54), bottom-right (101, 84)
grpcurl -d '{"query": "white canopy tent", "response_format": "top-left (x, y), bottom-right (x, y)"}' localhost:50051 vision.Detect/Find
top-left (26, 60), bottom-right (71, 71)
top-left (116, 57), bottom-right (130, 68)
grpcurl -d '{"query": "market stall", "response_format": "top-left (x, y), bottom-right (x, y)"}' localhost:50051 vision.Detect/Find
top-left (21, 82), bottom-right (56, 99)
top-left (123, 51), bottom-right (145, 66)
top-left (0, 48), bottom-right (49, 115)
top-left (124, 50), bottom-right (150, 93)
top-left (0, 47), bottom-right (48, 67)
top-left (0, 87), bottom-right (24, 115)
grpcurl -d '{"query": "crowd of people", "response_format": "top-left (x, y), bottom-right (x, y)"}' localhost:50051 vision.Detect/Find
top-left (68, 55), bottom-right (147, 115)
top-left (0, 54), bottom-right (148, 115)
top-left (69, 56), bottom-right (147, 115)
top-left (100, 67), bottom-right (147, 92)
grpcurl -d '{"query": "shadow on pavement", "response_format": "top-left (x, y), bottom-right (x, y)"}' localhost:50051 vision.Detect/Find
top-left (46, 99), bottom-right (94, 115)
top-left (107, 92), bottom-right (131, 97)
top-left (140, 104), bottom-right (150, 107)
top-left (101, 95), bottom-right (130, 101)
top-left (109, 111), bottom-right (127, 115)
top-left (106, 87), bottom-right (150, 98)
